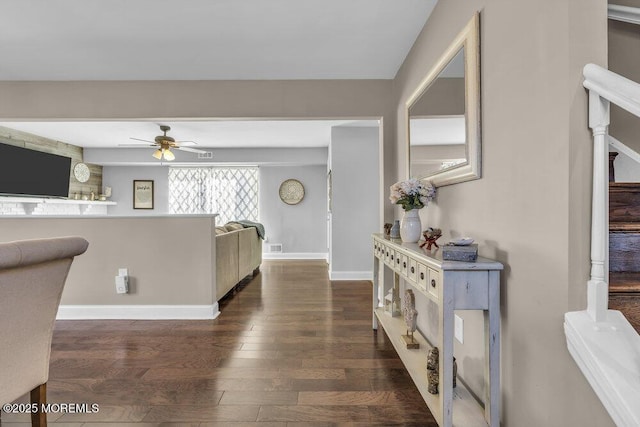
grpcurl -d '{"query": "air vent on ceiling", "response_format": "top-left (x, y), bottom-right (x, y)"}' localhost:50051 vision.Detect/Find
top-left (198, 152), bottom-right (213, 159)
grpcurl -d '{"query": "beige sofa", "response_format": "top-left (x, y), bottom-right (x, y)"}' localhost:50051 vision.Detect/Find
top-left (215, 223), bottom-right (262, 300)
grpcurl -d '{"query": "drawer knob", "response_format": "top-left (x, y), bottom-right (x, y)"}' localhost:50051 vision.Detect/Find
top-left (420, 272), bottom-right (425, 280)
top-left (391, 254), bottom-right (394, 260)
top-left (386, 251), bottom-right (389, 256)
top-left (431, 279), bottom-right (436, 288)
top-left (403, 262), bottom-right (407, 268)
top-left (411, 266), bottom-right (415, 273)
top-left (397, 258), bottom-right (400, 264)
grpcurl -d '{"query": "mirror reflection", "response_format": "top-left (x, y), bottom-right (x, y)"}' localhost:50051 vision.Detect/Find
top-left (407, 13), bottom-right (480, 187)
top-left (409, 49), bottom-right (466, 179)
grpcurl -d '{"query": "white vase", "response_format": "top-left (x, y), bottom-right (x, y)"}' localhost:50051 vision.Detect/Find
top-left (400, 209), bottom-right (422, 243)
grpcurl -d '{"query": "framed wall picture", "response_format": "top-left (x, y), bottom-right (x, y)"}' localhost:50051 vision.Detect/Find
top-left (133, 180), bottom-right (154, 209)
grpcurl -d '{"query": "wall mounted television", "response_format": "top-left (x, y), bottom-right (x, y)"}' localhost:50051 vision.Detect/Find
top-left (0, 143), bottom-right (72, 198)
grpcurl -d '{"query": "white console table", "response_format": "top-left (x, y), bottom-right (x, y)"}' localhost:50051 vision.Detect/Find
top-left (372, 234), bottom-right (503, 427)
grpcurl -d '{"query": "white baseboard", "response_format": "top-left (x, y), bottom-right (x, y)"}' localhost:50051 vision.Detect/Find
top-left (329, 271), bottom-right (373, 280)
top-left (263, 252), bottom-right (328, 260)
top-left (56, 303), bottom-right (220, 320)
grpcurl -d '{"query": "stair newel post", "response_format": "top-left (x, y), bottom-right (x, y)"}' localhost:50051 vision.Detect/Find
top-left (587, 89), bottom-right (610, 322)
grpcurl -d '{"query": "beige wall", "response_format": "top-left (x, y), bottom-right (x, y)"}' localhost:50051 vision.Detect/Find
top-left (392, 1), bottom-right (611, 426)
top-left (0, 79), bottom-right (396, 225)
top-left (0, 80), bottom-right (389, 119)
top-left (409, 77), bottom-right (465, 116)
top-left (0, 216), bottom-right (216, 305)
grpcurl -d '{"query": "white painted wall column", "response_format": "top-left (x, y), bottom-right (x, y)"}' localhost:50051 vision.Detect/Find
top-left (329, 126), bottom-right (380, 280)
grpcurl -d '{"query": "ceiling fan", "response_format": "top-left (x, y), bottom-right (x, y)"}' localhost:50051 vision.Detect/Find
top-left (119, 125), bottom-right (208, 161)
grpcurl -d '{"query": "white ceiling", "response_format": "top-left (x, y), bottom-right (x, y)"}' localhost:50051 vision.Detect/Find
top-left (0, 1), bottom-right (433, 149)
top-left (0, 120), bottom-right (379, 148)
top-left (0, 0), bottom-right (436, 81)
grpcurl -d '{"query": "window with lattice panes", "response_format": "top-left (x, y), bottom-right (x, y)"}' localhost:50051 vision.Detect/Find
top-left (168, 167), bottom-right (259, 223)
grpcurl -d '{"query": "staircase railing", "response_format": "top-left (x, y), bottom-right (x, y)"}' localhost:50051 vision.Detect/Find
top-left (564, 64), bottom-right (640, 427)
top-left (609, 135), bottom-right (640, 166)
top-left (609, 4), bottom-right (640, 25)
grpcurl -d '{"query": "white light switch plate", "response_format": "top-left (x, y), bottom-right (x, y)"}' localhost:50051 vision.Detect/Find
top-left (455, 314), bottom-right (464, 344)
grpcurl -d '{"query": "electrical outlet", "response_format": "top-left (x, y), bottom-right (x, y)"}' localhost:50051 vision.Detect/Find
top-left (455, 314), bottom-right (464, 344)
top-left (115, 276), bottom-right (128, 294)
top-left (116, 268), bottom-right (129, 294)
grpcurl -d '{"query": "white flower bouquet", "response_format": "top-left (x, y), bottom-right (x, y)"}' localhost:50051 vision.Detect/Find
top-left (389, 178), bottom-right (436, 211)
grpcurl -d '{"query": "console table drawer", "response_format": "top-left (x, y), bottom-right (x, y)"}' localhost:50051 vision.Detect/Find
top-left (400, 253), bottom-right (409, 275)
top-left (393, 251), bottom-right (402, 272)
top-left (428, 267), bottom-right (440, 299)
top-left (417, 262), bottom-right (428, 292)
top-left (408, 258), bottom-right (418, 283)
top-left (389, 249), bottom-right (397, 267)
top-left (374, 241), bottom-right (382, 257)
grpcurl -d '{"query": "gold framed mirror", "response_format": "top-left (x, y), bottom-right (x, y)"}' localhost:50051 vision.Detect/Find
top-left (407, 12), bottom-right (480, 187)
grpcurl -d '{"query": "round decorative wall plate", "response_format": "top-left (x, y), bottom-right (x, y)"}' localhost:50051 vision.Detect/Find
top-left (73, 162), bottom-right (90, 183)
top-left (279, 179), bottom-right (305, 205)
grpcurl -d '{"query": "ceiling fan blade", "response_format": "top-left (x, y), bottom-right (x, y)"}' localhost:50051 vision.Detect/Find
top-left (176, 140), bottom-right (197, 146)
top-left (176, 146), bottom-right (208, 154)
top-left (118, 143), bottom-right (156, 147)
top-left (130, 137), bottom-right (155, 143)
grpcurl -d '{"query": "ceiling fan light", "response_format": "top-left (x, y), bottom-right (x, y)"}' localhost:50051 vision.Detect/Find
top-left (163, 149), bottom-right (175, 161)
top-left (152, 149), bottom-right (163, 160)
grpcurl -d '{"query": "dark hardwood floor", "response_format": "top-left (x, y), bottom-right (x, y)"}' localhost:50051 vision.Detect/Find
top-left (2, 260), bottom-right (435, 426)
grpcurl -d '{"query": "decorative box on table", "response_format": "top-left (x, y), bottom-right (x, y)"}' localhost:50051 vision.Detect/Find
top-left (442, 243), bottom-right (478, 262)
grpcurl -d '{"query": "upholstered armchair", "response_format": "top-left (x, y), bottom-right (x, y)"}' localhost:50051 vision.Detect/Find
top-left (0, 236), bottom-right (88, 426)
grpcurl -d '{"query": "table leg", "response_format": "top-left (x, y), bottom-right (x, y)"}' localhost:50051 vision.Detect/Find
top-left (373, 255), bottom-right (379, 329)
top-left (441, 282), bottom-right (455, 427)
top-left (484, 270), bottom-right (501, 427)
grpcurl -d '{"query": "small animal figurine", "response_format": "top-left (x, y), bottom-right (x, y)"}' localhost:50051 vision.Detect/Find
top-left (420, 227), bottom-right (442, 251)
top-left (384, 223), bottom-right (392, 236)
top-left (402, 289), bottom-right (419, 349)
